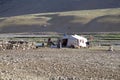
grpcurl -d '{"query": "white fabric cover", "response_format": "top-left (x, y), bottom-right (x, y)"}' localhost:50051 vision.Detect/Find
top-left (62, 34), bottom-right (87, 47)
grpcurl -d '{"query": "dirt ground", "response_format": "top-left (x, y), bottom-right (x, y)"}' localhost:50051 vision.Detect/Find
top-left (0, 47), bottom-right (120, 80)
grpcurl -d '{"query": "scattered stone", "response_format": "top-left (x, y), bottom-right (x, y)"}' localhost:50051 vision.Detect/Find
top-left (108, 45), bottom-right (114, 51)
top-left (0, 48), bottom-right (119, 79)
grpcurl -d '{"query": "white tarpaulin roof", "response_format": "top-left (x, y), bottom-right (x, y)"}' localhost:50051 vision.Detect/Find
top-left (62, 34), bottom-right (87, 47)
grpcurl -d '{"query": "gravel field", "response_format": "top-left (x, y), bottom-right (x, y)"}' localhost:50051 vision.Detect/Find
top-left (0, 47), bottom-right (120, 80)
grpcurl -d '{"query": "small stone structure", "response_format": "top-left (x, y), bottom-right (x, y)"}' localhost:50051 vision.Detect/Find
top-left (108, 45), bottom-right (114, 51)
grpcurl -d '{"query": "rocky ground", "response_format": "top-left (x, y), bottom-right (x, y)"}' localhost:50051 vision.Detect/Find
top-left (0, 47), bottom-right (120, 80)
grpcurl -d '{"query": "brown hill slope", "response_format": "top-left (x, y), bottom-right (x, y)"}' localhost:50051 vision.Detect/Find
top-left (0, 8), bottom-right (120, 33)
top-left (0, 0), bottom-right (120, 17)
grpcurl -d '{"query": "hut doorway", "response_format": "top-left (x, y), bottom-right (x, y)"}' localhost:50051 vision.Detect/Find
top-left (62, 39), bottom-right (68, 47)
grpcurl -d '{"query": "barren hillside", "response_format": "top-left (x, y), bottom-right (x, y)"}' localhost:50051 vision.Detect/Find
top-left (0, 8), bottom-right (120, 33)
top-left (0, 0), bottom-right (120, 33)
top-left (0, 0), bottom-right (120, 17)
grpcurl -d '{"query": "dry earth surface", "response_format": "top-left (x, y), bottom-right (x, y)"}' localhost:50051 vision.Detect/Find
top-left (0, 47), bottom-right (120, 80)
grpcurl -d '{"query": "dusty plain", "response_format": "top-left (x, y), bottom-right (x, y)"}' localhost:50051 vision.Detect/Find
top-left (0, 47), bottom-right (120, 80)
